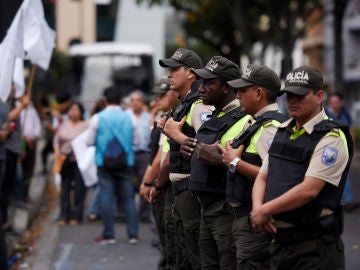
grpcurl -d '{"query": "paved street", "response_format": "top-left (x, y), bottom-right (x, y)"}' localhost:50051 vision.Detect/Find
top-left (342, 160), bottom-right (360, 270)
top-left (22, 161), bottom-right (360, 270)
top-left (28, 194), bottom-right (160, 270)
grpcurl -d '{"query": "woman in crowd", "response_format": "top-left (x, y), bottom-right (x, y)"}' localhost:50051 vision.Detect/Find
top-left (53, 102), bottom-right (88, 225)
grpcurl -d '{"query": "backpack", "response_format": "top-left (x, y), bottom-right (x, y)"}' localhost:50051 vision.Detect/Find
top-left (103, 137), bottom-right (127, 171)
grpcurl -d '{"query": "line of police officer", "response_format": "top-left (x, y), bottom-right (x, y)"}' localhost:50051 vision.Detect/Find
top-left (142, 48), bottom-right (353, 270)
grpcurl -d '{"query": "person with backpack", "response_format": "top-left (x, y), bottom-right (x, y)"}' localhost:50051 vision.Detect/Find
top-left (87, 85), bottom-right (138, 245)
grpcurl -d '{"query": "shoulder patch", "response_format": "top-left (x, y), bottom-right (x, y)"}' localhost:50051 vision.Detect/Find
top-left (200, 112), bottom-right (211, 124)
top-left (321, 146), bottom-right (338, 166)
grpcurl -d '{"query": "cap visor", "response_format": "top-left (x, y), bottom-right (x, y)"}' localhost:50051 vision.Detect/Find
top-left (227, 78), bottom-right (253, 88)
top-left (159, 58), bottom-right (182, 68)
top-left (280, 86), bottom-right (312, 95)
top-left (192, 68), bottom-right (218, 79)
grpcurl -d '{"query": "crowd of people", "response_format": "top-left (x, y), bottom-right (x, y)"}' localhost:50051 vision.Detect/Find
top-left (0, 47), bottom-right (357, 270)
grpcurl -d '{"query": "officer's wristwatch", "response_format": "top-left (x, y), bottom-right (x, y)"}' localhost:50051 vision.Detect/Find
top-left (228, 157), bottom-right (241, 173)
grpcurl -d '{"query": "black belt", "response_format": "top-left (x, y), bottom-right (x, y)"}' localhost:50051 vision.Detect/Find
top-left (274, 227), bottom-right (320, 246)
top-left (224, 202), bottom-right (251, 217)
top-left (172, 178), bottom-right (189, 195)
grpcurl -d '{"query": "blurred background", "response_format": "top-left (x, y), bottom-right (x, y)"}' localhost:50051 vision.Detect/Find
top-left (0, 0), bottom-right (360, 124)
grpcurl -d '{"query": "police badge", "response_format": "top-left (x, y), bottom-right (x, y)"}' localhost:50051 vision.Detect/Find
top-left (200, 112), bottom-right (211, 124)
top-left (321, 146), bottom-right (338, 166)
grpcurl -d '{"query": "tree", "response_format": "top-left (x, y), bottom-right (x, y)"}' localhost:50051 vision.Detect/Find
top-left (139, 0), bottom-right (320, 76)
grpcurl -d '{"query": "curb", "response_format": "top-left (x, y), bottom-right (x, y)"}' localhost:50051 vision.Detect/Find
top-left (6, 172), bottom-right (48, 261)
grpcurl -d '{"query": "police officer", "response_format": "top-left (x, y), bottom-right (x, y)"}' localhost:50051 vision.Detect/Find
top-left (140, 78), bottom-right (172, 270)
top-left (251, 66), bottom-right (353, 270)
top-left (181, 56), bottom-right (250, 269)
top-left (156, 48), bottom-right (213, 270)
top-left (218, 64), bottom-right (287, 269)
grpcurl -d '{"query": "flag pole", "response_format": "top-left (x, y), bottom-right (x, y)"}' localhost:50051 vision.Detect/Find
top-left (21, 64), bottom-right (37, 150)
top-left (27, 64), bottom-right (37, 97)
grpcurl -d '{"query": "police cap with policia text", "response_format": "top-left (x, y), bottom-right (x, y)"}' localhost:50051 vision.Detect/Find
top-left (191, 56), bottom-right (240, 81)
top-left (159, 48), bottom-right (202, 69)
top-left (280, 65), bottom-right (323, 95)
top-left (227, 64), bottom-right (281, 93)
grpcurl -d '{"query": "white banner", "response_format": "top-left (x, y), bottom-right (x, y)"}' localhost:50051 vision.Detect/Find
top-left (0, 0), bottom-right (56, 101)
top-left (0, 12), bottom-right (25, 101)
top-left (22, 0), bottom-right (56, 70)
top-left (71, 129), bottom-right (98, 187)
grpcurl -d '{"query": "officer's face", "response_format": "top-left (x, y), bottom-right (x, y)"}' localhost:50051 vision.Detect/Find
top-left (167, 66), bottom-right (192, 93)
top-left (286, 89), bottom-right (324, 125)
top-left (198, 78), bottom-right (227, 106)
top-left (236, 85), bottom-right (261, 115)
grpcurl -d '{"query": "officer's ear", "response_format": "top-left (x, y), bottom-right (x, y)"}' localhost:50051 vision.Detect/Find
top-left (315, 89), bottom-right (325, 105)
top-left (186, 67), bottom-right (196, 80)
top-left (256, 87), bottom-right (264, 100)
top-left (223, 83), bottom-right (230, 94)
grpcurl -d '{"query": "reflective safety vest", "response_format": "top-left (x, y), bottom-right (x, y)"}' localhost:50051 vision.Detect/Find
top-left (264, 119), bottom-right (353, 228)
top-left (226, 111), bottom-right (288, 209)
top-left (190, 107), bottom-right (246, 196)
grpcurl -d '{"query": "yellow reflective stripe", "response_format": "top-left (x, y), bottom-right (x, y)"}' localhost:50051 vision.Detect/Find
top-left (220, 115), bottom-right (251, 147)
top-left (218, 111), bottom-right (225, 117)
top-left (162, 136), bottom-right (170, 153)
top-left (289, 127), bottom-right (306, 140)
top-left (186, 99), bottom-right (202, 126)
top-left (245, 120), bottom-right (281, 154)
top-left (324, 130), bottom-right (349, 157)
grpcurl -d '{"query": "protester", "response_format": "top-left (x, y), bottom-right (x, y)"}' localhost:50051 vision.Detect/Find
top-left (19, 102), bottom-right (42, 200)
top-left (87, 86), bottom-right (138, 245)
top-left (127, 90), bottom-right (152, 222)
top-left (55, 91), bottom-right (72, 117)
top-left (219, 64), bottom-right (287, 269)
top-left (53, 102), bottom-right (88, 225)
top-left (154, 48), bottom-right (213, 270)
top-left (0, 99), bottom-right (10, 270)
top-left (86, 98), bottom-right (107, 222)
top-left (251, 66), bottom-right (353, 269)
top-left (325, 92), bottom-right (357, 207)
top-left (180, 56), bottom-right (249, 269)
top-left (39, 96), bottom-right (62, 175)
top-left (1, 86), bottom-right (30, 231)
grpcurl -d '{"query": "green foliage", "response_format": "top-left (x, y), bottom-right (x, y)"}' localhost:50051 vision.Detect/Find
top-left (49, 48), bottom-right (70, 80)
top-left (354, 126), bottom-right (360, 141)
top-left (138, 0), bottom-right (321, 70)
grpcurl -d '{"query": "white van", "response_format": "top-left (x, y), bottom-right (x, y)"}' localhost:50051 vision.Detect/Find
top-left (68, 42), bottom-right (154, 113)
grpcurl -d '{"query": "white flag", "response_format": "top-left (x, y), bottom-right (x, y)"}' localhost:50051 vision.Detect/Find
top-left (22, 0), bottom-right (56, 70)
top-left (0, 12), bottom-right (25, 101)
top-left (13, 58), bottom-right (25, 98)
top-left (0, 0), bottom-right (56, 101)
